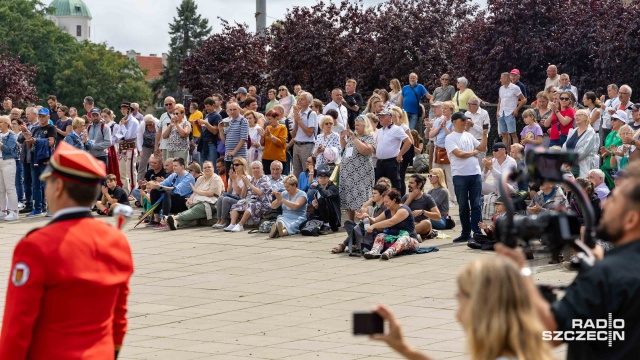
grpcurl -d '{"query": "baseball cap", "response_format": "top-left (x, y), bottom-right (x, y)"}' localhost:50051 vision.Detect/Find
top-left (234, 87), bottom-right (248, 95)
top-left (451, 112), bottom-right (470, 121)
top-left (378, 109), bottom-right (392, 116)
top-left (432, 101), bottom-right (443, 107)
top-left (630, 103), bottom-right (640, 111)
top-left (493, 142), bottom-right (506, 150)
top-left (510, 69), bottom-right (520, 75)
top-left (611, 110), bottom-right (628, 123)
top-left (40, 142), bottom-right (106, 184)
top-left (37, 108), bottom-right (50, 116)
top-left (613, 169), bottom-right (627, 179)
top-left (317, 168), bottom-right (331, 177)
top-left (90, 108), bottom-right (101, 115)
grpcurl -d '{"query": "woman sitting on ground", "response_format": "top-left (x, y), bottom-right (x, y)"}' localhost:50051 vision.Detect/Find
top-left (360, 189), bottom-right (420, 260)
top-left (166, 161), bottom-right (225, 230)
top-left (269, 175), bottom-right (307, 238)
top-left (213, 157), bottom-right (248, 229)
top-left (224, 161), bottom-right (272, 232)
top-left (371, 256), bottom-right (554, 360)
top-left (427, 168), bottom-right (450, 230)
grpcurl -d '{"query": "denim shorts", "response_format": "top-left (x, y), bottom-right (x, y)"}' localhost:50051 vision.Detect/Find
top-left (498, 114), bottom-right (516, 134)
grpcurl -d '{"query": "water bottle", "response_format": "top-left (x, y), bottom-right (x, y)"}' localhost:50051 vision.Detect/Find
top-left (363, 216), bottom-right (370, 231)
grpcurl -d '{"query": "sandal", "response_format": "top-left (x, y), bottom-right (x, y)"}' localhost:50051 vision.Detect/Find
top-left (331, 243), bottom-right (346, 254)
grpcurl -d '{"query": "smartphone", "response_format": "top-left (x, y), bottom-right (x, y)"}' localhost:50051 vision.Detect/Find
top-left (353, 312), bottom-right (383, 335)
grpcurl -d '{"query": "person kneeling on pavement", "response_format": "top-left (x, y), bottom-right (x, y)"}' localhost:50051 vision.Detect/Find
top-left (95, 173), bottom-right (130, 216)
top-left (362, 189), bottom-right (421, 260)
top-left (308, 167), bottom-right (341, 235)
top-left (402, 174), bottom-right (441, 239)
top-left (167, 161), bottom-right (225, 230)
top-left (145, 157), bottom-right (195, 228)
top-left (269, 175), bottom-right (308, 238)
top-left (332, 183), bottom-right (388, 254)
top-left (467, 196), bottom-right (507, 251)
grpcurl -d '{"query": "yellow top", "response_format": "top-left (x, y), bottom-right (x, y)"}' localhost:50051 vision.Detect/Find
top-left (453, 88), bottom-right (477, 113)
top-left (188, 110), bottom-right (204, 137)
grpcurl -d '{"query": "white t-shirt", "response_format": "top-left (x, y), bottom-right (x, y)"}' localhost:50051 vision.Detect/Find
top-left (445, 131), bottom-right (481, 176)
top-left (157, 112), bottom-right (172, 150)
top-left (498, 83), bottom-right (522, 117)
top-left (376, 124), bottom-right (408, 159)
top-left (465, 108), bottom-right (490, 140)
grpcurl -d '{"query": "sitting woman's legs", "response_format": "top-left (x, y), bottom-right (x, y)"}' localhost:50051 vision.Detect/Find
top-left (176, 202), bottom-right (210, 224)
top-left (368, 233), bottom-right (387, 254)
top-left (430, 216), bottom-right (447, 230)
top-left (385, 235), bottom-right (420, 256)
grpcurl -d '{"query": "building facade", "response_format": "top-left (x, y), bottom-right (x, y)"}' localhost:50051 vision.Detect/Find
top-left (48, 0), bottom-right (92, 42)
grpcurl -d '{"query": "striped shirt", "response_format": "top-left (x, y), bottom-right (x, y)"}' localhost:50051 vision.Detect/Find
top-left (223, 115), bottom-right (249, 161)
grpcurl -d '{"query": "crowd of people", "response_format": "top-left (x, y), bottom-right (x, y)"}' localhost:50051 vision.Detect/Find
top-left (1, 65), bottom-right (637, 260)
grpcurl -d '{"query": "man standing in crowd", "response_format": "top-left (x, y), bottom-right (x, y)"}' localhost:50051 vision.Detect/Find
top-left (559, 73), bottom-right (579, 101)
top-left (131, 103), bottom-right (144, 122)
top-left (629, 104), bottom-right (640, 132)
top-left (46, 95), bottom-right (59, 123)
top-left (113, 102), bottom-right (139, 194)
top-left (615, 84), bottom-right (633, 120)
top-left (234, 87), bottom-right (248, 108)
top-left (291, 92), bottom-right (318, 179)
top-left (343, 79), bottom-right (363, 131)
top-left (323, 89), bottom-right (348, 130)
top-left (17, 107), bottom-right (39, 214)
top-left (155, 96), bottom-right (176, 162)
top-left (248, 86), bottom-right (261, 109)
top-left (497, 72), bottom-right (526, 152)
top-left (545, 64), bottom-right (560, 89)
top-left (497, 162), bottom-right (640, 360)
top-left (199, 97), bottom-right (221, 168)
top-left (87, 107), bottom-right (112, 167)
top-left (219, 102), bottom-right (248, 174)
top-left (0, 142), bottom-right (133, 359)
top-left (465, 97), bottom-right (490, 167)
top-left (600, 84), bottom-right (619, 148)
top-left (25, 108), bottom-right (56, 217)
top-left (509, 69), bottom-right (527, 99)
top-left (1, 98), bottom-right (11, 115)
top-left (375, 109), bottom-right (412, 190)
top-left (400, 73), bottom-right (428, 130)
top-left (83, 96), bottom-right (94, 116)
top-left (402, 174), bottom-right (441, 238)
top-left (428, 74), bottom-right (455, 118)
top-left (445, 112), bottom-right (488, 243)
top-left (481, 142), bottom-right (517, 195)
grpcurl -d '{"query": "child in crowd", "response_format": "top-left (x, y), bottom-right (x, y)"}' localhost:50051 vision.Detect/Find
top-left (520, 109), bottom-right (543, 153)
top-left (96, 174), bottom-right (130, 216)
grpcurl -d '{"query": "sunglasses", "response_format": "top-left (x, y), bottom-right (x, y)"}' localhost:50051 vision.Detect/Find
top-left (493, 148), bottom-right (502, 152)
top-left (427, 174), bottom-right (435, 178)
top-left (233, 163), bottom-right (242, 166)
top-left (559, 97), bottom-right (570, 101)
top-left (164, 103), bottom-right (173, 107)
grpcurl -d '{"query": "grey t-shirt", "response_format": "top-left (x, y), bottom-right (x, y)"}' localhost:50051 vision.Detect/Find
top-left (428, 187), bottom-right (450, 216)
top-left (401, 192), bottom-right (437, 222)
top-left (432, 85), bottom-right (456, 102)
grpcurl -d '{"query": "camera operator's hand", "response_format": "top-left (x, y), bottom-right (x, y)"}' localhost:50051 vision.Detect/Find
top-left (494, 243), bottom-right (527, 269)
top-left (370, 304), bottom-right (423, 358)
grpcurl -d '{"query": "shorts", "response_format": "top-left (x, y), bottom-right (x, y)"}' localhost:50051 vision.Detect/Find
top-left (498, 114), bottom-right (516, 134)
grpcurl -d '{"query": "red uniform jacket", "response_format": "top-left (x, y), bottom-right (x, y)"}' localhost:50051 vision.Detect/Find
top-left (0, 210), bottom-right (134, 359)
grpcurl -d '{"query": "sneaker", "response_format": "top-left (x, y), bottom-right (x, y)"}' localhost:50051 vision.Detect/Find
top-left (453, 235), bottom-right (471, 243)
top-left (466, 239), bottom-right (482, 249)
top-left (166, 215), bottom-right (177, 231)
top-left (223, 223), bottom-right (236, 232)
top-left (319, 225), bottom-right (332, 235)
top-left (45, 211), bottom-right (52, 217)
top-left (363, 252), bottom-right (381, 259)
top-left (146, 220), bottom-right (160, 227)
top-left (26, 210), bottom-right (43, 218)
top-left (269, 222), bottom-right (280, 238)
top-left (381, 252), bottom-right (393, 260)
top-left (19, 206), bottom-right (33, 214)
top-left (17, 203), bottom-right (25, 210)
top-left (0, 212), bottom-right (7, 219)
top-left (212, 223), bottom-right (226, 229)
top-left (276, 221), bottom-right (285, 237)
top-left (230, 224), bottom-right (244, 232)
top-left (154, 222), bottom-right (169, 230)
top-left (563, 260), bottom-right (578, 271)
top-left (4, 212), bottom-right (18, 221)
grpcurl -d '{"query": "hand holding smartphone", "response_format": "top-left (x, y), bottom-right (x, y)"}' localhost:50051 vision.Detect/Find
top-left (353, 312), bottom-right (383, 335)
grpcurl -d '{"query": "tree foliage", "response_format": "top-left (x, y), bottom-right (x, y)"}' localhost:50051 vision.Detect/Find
top-left (157, 0), bottom-right (212, 98)
top-left (179, 20), bottom-right (269, 104)
top-left (53, 42), bottom-right (153, 114)
top-left (0, 49), bottom-right (39, 106)
top-left (455, 0), bottom-right (640, 102)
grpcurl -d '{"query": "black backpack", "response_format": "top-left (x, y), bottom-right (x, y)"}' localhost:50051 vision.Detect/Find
top-left (299, 219), bottom-right (324, 237)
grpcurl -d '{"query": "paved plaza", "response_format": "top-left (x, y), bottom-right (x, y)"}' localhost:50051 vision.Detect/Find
top-left (0, 204), bottom-right (573, 359)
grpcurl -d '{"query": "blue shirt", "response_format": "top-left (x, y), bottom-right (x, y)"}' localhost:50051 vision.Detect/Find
top-left (433, 117), bottom-right (453, 148)
top-left (160, 172), bottom-right (195, 197)
top-left (401, 84), bottom-right (428, 114)
top-left (201, 111), bottom-right (221, 143)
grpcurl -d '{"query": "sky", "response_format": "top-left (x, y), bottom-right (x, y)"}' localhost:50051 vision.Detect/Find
top-left (78, 0), bottom-right (486, 55)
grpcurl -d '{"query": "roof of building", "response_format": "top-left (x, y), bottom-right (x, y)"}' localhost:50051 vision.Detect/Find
top-left (134, 55), bottom-right (164, 81)
top-left (49, 0), bottom-right (92, 18)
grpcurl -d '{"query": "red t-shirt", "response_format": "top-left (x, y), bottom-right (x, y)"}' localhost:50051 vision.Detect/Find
top-left (548, 107), bottom-right (575, 140)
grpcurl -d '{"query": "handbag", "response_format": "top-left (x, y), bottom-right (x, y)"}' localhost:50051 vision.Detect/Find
top-left (444, 216), bottom-right (455, 229)
top-left (434, 145), bottom-right (450, 165)
top-left (409, 86), bottom-right (425, 118)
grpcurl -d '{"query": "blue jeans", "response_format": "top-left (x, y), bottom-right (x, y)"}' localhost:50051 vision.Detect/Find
top-left (284, 151), bottom-right (291, 176)
top-left (430, 216), bottom-right (448, 230)
top-left (549, 134), bottom-right (567, 147)
top-left (30, 163), bottom-right (46, 212)
top-left (131, 188), bottom-right (141, 203)
top-left (15, 160), bottom-right (24, 202)
top-left (306, 188), bottom-right (318, 204)
top-left (453, 174), bottom-right (482, 237)
top-left (200, 142), bottom-right (218, 172)
top-left (407, 112), bottom-right (419, 130)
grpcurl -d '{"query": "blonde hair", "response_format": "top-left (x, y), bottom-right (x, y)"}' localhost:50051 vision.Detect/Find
top-left (442, 100), bottom-right (455, 112)
top-left (244, 110), bottom-right (259, 125)
top-left (390, 78), bottom-right (402, 93)
top-left (232, 157), bottom-right (248, 175)
top-left (618, 124), bottom-right (633, 136)
top-left (71, 117), bottom-right (85, 130)
top-left (458, 257), bottom-right (554, 360)
top-left (0, 116), bottom-right (10, 126)
top-left (355, 115), bottom-right (374, 136)
top-left (390, 106), bottom-right (408, 127)
top-left (277, 86), bottom-right (290, 99)
top-left (522, 109), bottom-right (535, 120)
top-left (574, 109), bottom-right (589, 123)
top-left (429, 168), bottom-right (447, 189)
top-left (365, 94), bottom-right (382, 113)
top-left (174, 104), bottom-right (185, 113)
top-left (283, 174), bottom-right (298, 187)
top-left (376, 177), bottom-right (392, 190)
top-left (319, 115), bottom-right (335, 129)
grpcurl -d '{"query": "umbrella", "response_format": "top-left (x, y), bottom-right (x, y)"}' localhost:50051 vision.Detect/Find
top-left (133, 194), bottom-right (164, 228)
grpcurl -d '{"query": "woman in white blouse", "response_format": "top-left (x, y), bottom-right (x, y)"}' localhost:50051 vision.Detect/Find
top-left (245, 110), bottom-right (263, 163)
top-left (312, 116), bottom-right (341, 170)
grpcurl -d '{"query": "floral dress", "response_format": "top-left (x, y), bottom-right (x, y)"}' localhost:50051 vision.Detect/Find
top-left (339, 134), bottom-right (376, 210)
top-left (312, 132), bottom-right (341, 169)
top-left (167, 120), bottom-right (190, 152)
top-left (229, 175), bottom-right (272, 223)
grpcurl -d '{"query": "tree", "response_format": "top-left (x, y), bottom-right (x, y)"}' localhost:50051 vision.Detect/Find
top-left (455, 0), bottom-right (640, 102)
top-left (0, 49), bottom-right (39, 106)
top-left (157, 0), bottom-right (212, 99)
top-left (0, 0), bottom-right (80, 98)
top-left (53, 42), bottom-right (153, 114)
top-left (179, 20), bottom-right (269, 105)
